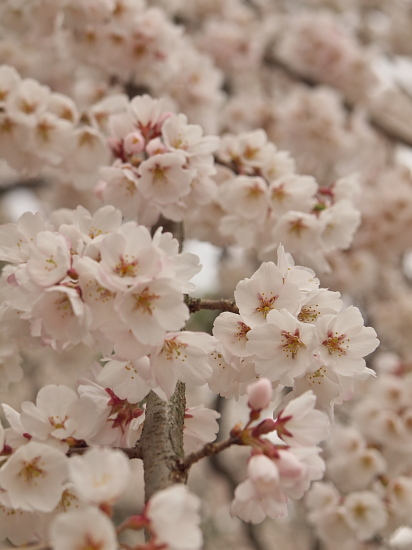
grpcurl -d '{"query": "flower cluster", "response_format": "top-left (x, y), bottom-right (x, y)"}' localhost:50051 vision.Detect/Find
top-left (229, 379), bottom-right (329, 524)
top-left (0, 438), bottom-right (203, 550)
top-left (98, 94), bottom-right (219, 224)
top-left (0, 65), bottom-right (105, 176)
top-left (188, 129), bottom-right (361, 271)
top-left (210, 245), bottom-right (379, 416)
top-left (0, 206), bottom-right (215, 396)
top-left (276, 11), bottom-right (377, 104)
top-left (304, 354), bottom-right (412, 548)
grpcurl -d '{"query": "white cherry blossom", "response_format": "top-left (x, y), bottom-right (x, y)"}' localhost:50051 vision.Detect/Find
top-left (138, 152), bottom-right (192, 205)
top-left (275, 391), bottom-right (329, 447)
top-left (115, 279), bottom-right (189, 346)
top-left (98, 222), bottom-right (162, 292)
top-left (246, 309), bottom-right (316, 385)
top-left (0, 212), bottom-right (53, 264)
top-left (96, 357), bottom-right (152, 403)
top-left (315, 306), bottom-right (379, 376)
top-left (212, 311), bottom-right (253, 358)
top-left (19, 384), bottom-right (82, 443)
top-left (234, 262), bottom-right (301, 327)
top-left (231, 454), bottom-right (287, 524)
top-left (343, 491), bottom-right (387, 541)
top-left (150, 331), bottom-right (215, 397)
top-left (30, 285), bottom-right (92, 351)
top-left (68, 447), bottom-right (131, 506)
top-left (26, 232), bottom-right (71, 287)
top-left (0, 441), bottom-right (67, 512)
top-left (50, 507), bottom-right (118, 550)
top-left (146, 485), bottom-right (203, 550)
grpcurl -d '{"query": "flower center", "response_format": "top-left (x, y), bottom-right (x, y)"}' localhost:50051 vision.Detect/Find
top-left (162, 338), bottom-right (188, 361)
top-left (323, 331), bottom-right (347, 356)
top-left (256, 293), bottom-right (278, 318)
top-left (18, 456), bottom-right (45, 484)
top-left (281, 329), bottom-right (305, 359)
top-left (114, 256), bottom-right (139, 277)
top-left (132, 287), bottom-right (160, 315)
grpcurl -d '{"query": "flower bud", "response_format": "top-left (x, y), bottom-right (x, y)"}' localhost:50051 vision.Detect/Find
top-left (247, 378), bottom-right (272, 411)
top-left (124, 131), bottom-right (145, 156)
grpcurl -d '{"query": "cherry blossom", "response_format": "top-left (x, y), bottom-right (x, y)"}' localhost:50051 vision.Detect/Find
top-left (146, 485), bottom-right (203, 550)
top-left (315, 307), bottom-right (379, 376)
top-left (50, 507), bottom-right (118, 550)
top-left (230, 454), bottom-right (287, 524)
top-left (275, 390), bottom-right (329, 447)
top-left (68, 447), bottom-right (131, 506)
top-left (0, 441), bottom-right (67, 512)
top-left (246, 309), bottom-right (316, 385)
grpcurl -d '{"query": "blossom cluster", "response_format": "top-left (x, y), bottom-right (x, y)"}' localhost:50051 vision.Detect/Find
top-left (188, 129), bottom-right (361, 271)
top-left (210, 246), bottom-right (379, 417)
top-left (98, 94), bottom-right (219, 224)
top-left (305, 354), bottom-right (412, 548)
top-left (0, 64), bottom-right (123, 190)
top-left (0, 206), bottom-right (215, 396)
top-left (276, 11), bottom-right (377, 103)
top-left (230, 380), bottom-right (329, 524)
top-left (0, 0), bottom-right (223, 132)
top-left (0, 437), bottom-right (202, 550)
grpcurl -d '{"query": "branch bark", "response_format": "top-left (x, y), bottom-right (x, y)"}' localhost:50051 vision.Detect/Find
top-left (140, 382), bottom-right (188, 502)
top-left (185, 296), bottom-right (239, 314)
top-left (179, 435), bottom-right (240, 472)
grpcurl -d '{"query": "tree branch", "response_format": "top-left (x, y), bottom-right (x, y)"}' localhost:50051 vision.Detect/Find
top-left (178, 435), bottom-right (240, 472)
top-left (140, 382), bottom-right (187, 502)
top-left (185, 296), bottom-right (239, 314)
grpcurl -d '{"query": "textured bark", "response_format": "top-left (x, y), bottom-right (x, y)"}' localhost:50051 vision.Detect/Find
top-left (140, 381), bottom-right (187, 501)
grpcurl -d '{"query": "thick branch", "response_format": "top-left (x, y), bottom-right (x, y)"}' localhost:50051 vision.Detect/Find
top-left (140, 383), bottom-right (187, 502)
top-left (185, 296), bottom-right (239, 314)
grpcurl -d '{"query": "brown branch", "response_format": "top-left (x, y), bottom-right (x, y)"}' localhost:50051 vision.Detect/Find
top-left (178, 435), bottom-right (240, 472)
top-left (140, 382), bottom-right (187, 502)
top-left (185, 296), bottom-right (239, 314)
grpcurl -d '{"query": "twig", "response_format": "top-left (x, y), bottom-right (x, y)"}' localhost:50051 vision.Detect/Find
top-left (178, 435), bottom-right (240, 472)
top-left (185, 296), bottom-right (239, 314)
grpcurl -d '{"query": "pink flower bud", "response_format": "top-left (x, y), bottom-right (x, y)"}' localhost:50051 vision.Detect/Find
top-left (251, 418), bottom-right (277, 437)
top-left (124, 131), bottom-right (145, 156)
top-left (247, 378), bottom-right (272, 411)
